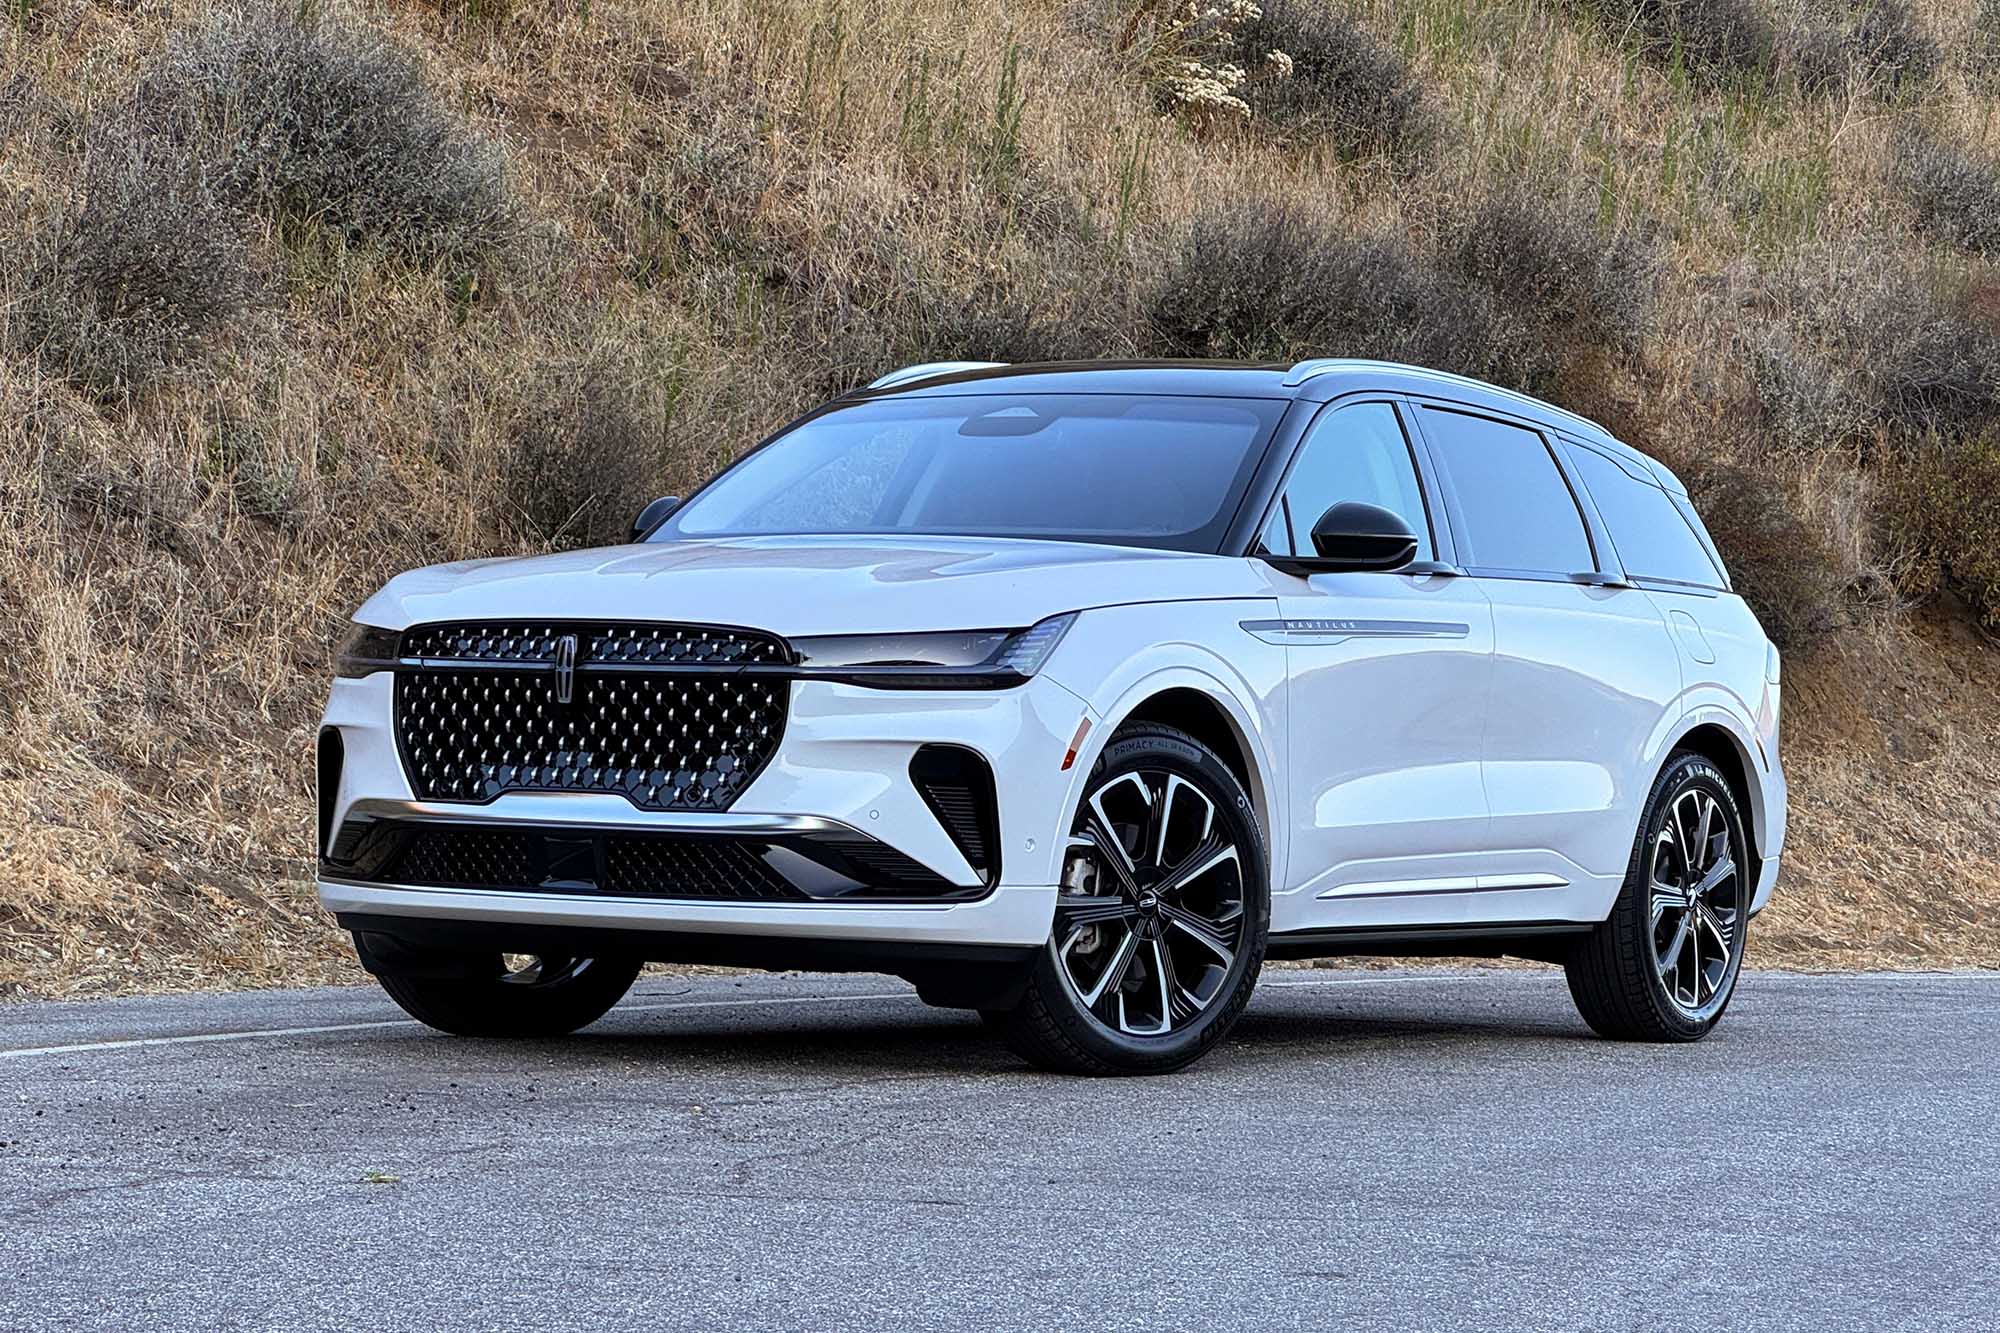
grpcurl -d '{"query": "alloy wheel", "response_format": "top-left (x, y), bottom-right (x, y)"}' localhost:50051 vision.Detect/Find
top-left (1053, 768), bottom-right (1248, 1037)
top-left (1648, 785), bottom-right (1746, 1021)
top-left (498, 955), bottom-right (598, 989)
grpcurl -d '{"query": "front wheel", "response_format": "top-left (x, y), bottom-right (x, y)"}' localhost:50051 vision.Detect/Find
top-left (1565, 753), bottom-right (1751, 1041)
top-left (377, 953), bottom-right (642, 1038)
top-left (985, 724), bottom-right (1269, 1076)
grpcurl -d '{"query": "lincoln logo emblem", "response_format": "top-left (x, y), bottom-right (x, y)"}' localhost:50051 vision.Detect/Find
top-left (554, 633), bottom-right (579, 705)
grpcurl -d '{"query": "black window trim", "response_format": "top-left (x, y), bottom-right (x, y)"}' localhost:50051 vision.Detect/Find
top-left (1245, 395), bottom-right (1454, 569)
top-left (1405, 398), bottom-right (1606, 586)
top-left (1559, 434), bottom-right (1728, 595)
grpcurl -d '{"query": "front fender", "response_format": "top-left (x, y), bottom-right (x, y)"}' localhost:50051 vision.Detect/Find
top-left (1040, 600), bottom-right (1285, 889)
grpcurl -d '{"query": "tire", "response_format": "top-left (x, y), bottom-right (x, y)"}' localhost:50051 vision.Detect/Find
top-left (1565, 752), bottom-right (1752, 1042)
top-left (378, 954), bottom-right (642, 1038)
top-left (985, 723), bottom-right (1269, 1076)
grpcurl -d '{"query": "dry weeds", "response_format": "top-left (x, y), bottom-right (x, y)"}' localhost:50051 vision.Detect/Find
top-left (2, 0), bottom-right (1997, 998)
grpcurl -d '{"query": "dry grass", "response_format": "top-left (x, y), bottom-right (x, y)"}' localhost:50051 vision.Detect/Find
top-left (2, 0), bottom-right (1998, 999)
top-left (1756, 611), bottom-right (2000, 968)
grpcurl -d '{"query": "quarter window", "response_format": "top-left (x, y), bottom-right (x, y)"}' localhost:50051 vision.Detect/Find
top-left (1263, 402), bottom-right (1433, 561)
top-left (1570, 446), bottom-right (1724, 588)
top-left (1419, 408), bottom-right (1593, 577)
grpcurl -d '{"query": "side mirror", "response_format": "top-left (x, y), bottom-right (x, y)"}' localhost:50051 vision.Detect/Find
top-left (1304, 501), bottom-right (1419, 572)
top-left (630, 495), bottom-right (680, 544)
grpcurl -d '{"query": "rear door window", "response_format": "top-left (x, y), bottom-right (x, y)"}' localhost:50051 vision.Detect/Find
top-left (1670, 493), bottom-right (1731, 587)
top-left (1418, 407), bottom-right (1594, 578)
top-left (1570, 446), bottom-right (1725, 590)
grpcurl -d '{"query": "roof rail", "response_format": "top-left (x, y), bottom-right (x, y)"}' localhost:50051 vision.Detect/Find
top-left (1280, 358), bottom-right (1354, 387)
top-left (868, 361), bottom-right (1007, 391)
top-left (1281, 357), bottom-right (1614, 442)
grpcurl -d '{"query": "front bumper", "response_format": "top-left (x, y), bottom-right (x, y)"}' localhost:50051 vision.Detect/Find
top-left (321, 878), bottom-right (1060, 947)
top-left (317, 669), bottom-right (1094, 948)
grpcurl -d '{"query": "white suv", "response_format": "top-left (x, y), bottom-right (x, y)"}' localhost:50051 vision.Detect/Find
top-left (318, 359), bottom-right (1785, 1075)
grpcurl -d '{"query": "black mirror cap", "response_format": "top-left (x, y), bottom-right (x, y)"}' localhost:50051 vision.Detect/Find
top-left (1306, 501), bottom-right (1420, 571)
top-left (630, 495), bottom-right (680, 544)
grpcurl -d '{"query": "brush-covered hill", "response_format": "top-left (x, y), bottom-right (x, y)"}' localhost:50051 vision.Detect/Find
top-left (3, 0), bottom-right (1998, 995)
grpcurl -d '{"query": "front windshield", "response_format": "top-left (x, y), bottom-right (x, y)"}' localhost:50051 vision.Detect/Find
top-left (661, 393), bottom-right (1287, 553)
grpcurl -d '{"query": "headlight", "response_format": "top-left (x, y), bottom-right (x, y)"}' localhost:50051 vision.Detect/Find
top-left (333, 623), bottom-right (402, 678)
top-left (989, 613), bottom-right (1076, 676)
top-left (790, 614), bottom-right (1076, 686)
top-left (791, 629), bottom-right (1015, 669)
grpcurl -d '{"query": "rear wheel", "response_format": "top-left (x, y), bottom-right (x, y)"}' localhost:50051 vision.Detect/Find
top-left (1565, 753), bottom-right (1751, 1041)
top-left (377, 953), bottom-right (642, 1038)
top-left (985, 724), bottom-right (1268, 1075)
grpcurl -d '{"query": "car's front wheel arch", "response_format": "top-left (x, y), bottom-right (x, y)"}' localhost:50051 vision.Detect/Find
top-left (1060, 669), bottom-right (1277, 855)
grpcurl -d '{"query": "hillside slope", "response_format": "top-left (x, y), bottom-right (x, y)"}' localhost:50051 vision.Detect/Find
top-left (2, 0), bottom-right (1997, 995)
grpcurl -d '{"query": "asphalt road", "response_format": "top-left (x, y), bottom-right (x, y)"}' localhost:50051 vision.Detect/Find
top-left (2, 967), bottom-right (1995, 1332)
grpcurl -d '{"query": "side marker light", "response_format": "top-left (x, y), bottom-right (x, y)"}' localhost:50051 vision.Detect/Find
top-left (1061, 717), bottom-right (1092, 772)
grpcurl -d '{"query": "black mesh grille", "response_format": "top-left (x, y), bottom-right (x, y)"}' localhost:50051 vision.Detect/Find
top-left (328, 815), bottom-right (981, 902)
top-left (602, 837), bottom-right (804, 901)
top-left (383, 827), bottom-right (808, 902)
top-left (393, 621), bottom-right (789, 811)
top-left (393, 827), bottom-right (541, 887)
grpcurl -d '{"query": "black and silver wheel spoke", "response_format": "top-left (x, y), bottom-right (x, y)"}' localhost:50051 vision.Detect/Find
top-left (1070, 927), bottom-right (1139, 1010)
top-left (1649, 787), bottom-right (1746, 1019)
top-left (1650, 876), bottom-right (1689, 929)
top-left (1159, 941), bottom-right (1205, 1027)
top-left (1160, 901), bottom-right (1235, 967)
top-left (500, 955), bottom-right (587, 988)
top-left (1054, 893), bottom-right (1141, 934)
top-left (1055, 764), bottom-right (1247, 1038)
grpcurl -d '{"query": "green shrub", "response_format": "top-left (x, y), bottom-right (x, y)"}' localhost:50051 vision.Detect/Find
top-left (139, 4), bottom-right (512, 264)
top-left (1970, 0), bottom-right (2000, 93)
top-left (1778, 1), bottom-right (1942, 99)
top-left (1681, 461), bottom-right (1850, 649)
top-left (1440, 190), bottom-right (1656, 362)
top-left (499, 357), bottom-right (663, 548)
top-left (1867, 301), bottom-right (2000, 440)
top-left (12, 132), bottom-right (257, 402)
top-left (1745, 328), bottom-right (1864, 453)
top-left (1895, 131), bottom-right (2000, 259)
top-left (1748, 249), bottom-right (2000, 444)
top-left (1231, 0), bottom-right (1426, 157)
top-left (1780, 18), bottom-right (1852, 96)
top-left (1882, 434), bottom-right (2000, 629)
top-left (1147, 195), bottom-right (1654, 399)
top-left (924, 300), bottom-right (1129, 365)
top-left (806, 173), bottom-right (1133, 392)
top-left (1557, 0), bottom-right (1775, 87)
top-left (1145, 202), bottom-right (1518, 378)
top-left (818, 266), bottom-right (1137, 394)
top-left (1846, 0), bottom-right (1941, 97)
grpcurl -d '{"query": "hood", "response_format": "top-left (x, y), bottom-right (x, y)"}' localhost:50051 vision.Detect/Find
top-left (353, 535), bottom-right (1280, 636)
